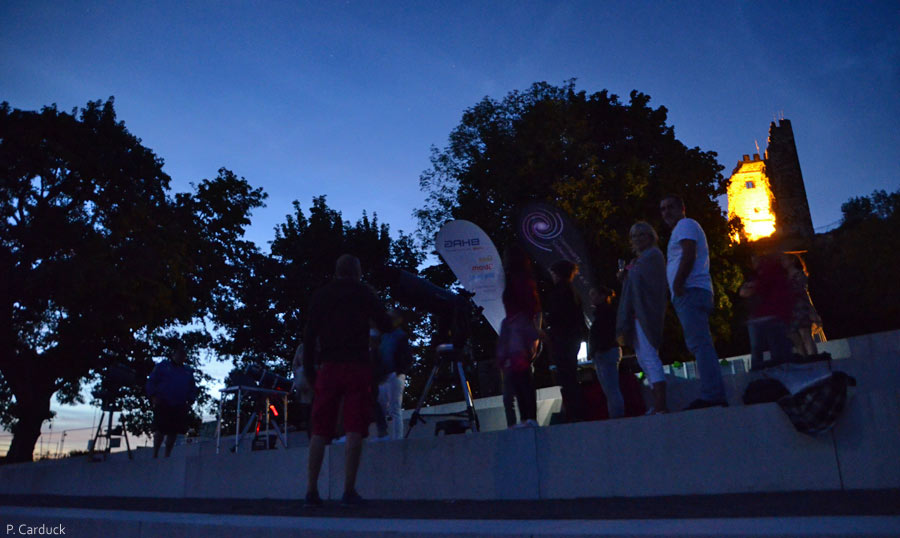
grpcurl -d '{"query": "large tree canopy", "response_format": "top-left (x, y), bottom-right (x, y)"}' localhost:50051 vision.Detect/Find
top-left (213, 195), bottom-right (424, 374)
top-left (0, 99), bottom-right (265, 462)
top-left (211, 196), bottom-right (434, 430)
top-left (807, 188), bottom-right (900, 339)
top-left (417, 81), bottom-right (747, 366)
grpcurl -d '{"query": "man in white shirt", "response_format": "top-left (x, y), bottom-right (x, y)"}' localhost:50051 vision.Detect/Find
top-left (660, 195), bottom-right (727, 409)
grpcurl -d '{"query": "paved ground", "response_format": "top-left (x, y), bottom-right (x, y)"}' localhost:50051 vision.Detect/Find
top-left (2, 489), bottom-right (899, 520)
top-left (3, 491), bottom-right (900, 537)
top-left (2, 508), bottom-right (899, 538)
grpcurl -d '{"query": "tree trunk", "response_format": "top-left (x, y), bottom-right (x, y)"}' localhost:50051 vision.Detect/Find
top-left (1, 365), bottom-right (54, 464)
top-left (5, 406), bottom-right (49, 463)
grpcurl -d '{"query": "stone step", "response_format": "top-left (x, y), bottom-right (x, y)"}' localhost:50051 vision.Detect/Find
top-left (2, 505), bottom-right (899, 537)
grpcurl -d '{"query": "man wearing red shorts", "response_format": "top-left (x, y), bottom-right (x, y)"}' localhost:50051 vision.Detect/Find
top-left (302, 254), bottom-right (392, 506)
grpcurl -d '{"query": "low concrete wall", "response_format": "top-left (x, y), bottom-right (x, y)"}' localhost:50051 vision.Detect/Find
top-left (407, 329), bottom-right (900, 431)
top-left (334, 426), bottom-right (541, 500)
top-left (2, 394), bottom-right (895, 500)
top-left (184, 443), bottom-right (314, 499)
top-left (535, 404), bottom-right (841, 499)
top-left (833, 389), bottom-right (900, 491)
top-left (0, 331), bottom-right (897, 501)
top-left (0, 449), bottom-right (186, 498)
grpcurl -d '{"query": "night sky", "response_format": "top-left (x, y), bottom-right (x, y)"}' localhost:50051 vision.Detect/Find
top-left (2, 1), bottom-right (898, 446)
top-left (3, 1), bottom-right (898, 248)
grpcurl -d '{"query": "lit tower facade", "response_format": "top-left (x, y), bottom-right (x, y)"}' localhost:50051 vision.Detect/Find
top-left (727, 153), bottom-right (776, 241)
top-left (727, 119), bottom-right (815, 248)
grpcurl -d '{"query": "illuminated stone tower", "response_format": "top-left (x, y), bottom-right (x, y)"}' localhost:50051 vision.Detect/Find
top-left (727, 153), bottom-right (776, 241)
top-left (727, 119), bottom-right (815, 247)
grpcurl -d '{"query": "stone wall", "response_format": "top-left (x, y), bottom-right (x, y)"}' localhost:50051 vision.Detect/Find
top-left (1, 330), bottom-right (896, 501)
top-left (766, 118), bottom-right (816, 247)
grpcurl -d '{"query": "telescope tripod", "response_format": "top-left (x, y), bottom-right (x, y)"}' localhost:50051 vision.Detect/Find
top-left (89, 402), bottom-right (132, 461)
top-left (405, 344), bottom-right (480, 438)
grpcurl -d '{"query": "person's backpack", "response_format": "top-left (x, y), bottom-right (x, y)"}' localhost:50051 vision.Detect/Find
top-left (777, 371), bottom-right (856, 435)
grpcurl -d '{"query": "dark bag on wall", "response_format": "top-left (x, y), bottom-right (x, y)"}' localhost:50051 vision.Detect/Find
top-left (777, 371), bottom-right (856, 435)
top-left (743, 378), bottom-right (790, 405)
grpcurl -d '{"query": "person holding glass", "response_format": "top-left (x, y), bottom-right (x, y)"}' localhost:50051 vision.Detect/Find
top-left (616, 222), bottom-right (669, 414)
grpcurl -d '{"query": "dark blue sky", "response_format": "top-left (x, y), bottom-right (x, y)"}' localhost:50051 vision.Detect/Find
top-left (2, 1), bottom-right (898, 248)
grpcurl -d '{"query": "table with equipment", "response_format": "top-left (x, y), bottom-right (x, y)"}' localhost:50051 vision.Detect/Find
top-left (216, 385), bottom-right (289, 454)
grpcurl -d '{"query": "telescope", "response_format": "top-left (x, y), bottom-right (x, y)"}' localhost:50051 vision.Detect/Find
top-left (95, 362), bottom-right (138, 410)
top-left (243, 364), bottom-right (292, 392)
top-left (378, 266), bottom-right (480, 437)
top-left (379, 265), bottom-right (477, 352)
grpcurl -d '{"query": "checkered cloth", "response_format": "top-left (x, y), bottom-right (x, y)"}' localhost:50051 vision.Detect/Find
top-left (777, 371), bottom-right (856, 435)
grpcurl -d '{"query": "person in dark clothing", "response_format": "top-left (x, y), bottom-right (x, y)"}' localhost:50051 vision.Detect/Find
top-left (740, 253), bottom-right (794, 371)
top-left (782, 254), bottom-right (822, 356)
top-left (370, 325), bottom-right (389, 439)
top-left (616, 222), bottom-right (668, 414)
top-left (302, 254), bottom-right (393, 507)
top-left (146, 344), bottom-right (198, 458)
top-left (375, 311), bottom-right (412, 440)
top-left (545, 259), bottom-right (587, 423)
top-left (497, 245), bottom-right (542, 428)
top-left (589, 286), bottom-right (625, 419)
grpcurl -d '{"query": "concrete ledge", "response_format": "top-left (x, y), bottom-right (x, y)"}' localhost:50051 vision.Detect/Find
top-left (333, 426), bottom-right (541, 500)
top-left (1, 331), bottom-right (897, 501)
top-left (0, 449), bottom-right (189, 497)
top-left (535, 403), bottom-right (842, 498)
top-left (184, 444), bottom-right (312, 499)
top-left (833, 390), bottom-right (900, 490)
top-left (2, 400), bottom-right (858, 501)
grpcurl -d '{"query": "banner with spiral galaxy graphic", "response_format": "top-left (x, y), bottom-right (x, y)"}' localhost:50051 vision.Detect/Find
top-left (518, 202), bottom-right (596, 322)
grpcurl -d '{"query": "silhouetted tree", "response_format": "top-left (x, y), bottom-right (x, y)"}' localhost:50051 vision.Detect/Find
top-left (210, 196), bottom-right (429, 414)
top-left (416, 81), bottom-right (748, 372)
top-left (0, 99), bottom-right (265, 462)
top-left (807, 188), bottom-right (900, 338)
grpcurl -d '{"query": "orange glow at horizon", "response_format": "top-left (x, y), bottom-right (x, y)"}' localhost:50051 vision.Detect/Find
top-left (727, 160), bottom-right (776, 242)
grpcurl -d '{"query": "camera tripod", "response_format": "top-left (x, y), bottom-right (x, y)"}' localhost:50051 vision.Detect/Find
top-left (405, 343), bottom-right (480, 438)
top-left (88, 400), bottom-right (132, 461)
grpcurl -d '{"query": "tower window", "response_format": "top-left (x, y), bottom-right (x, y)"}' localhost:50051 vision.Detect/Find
top-left (745, 181), bottom-right (755, 189)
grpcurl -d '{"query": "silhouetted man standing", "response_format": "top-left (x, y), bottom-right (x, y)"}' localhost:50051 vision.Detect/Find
top-left (146, 344), bottom-right (198, 458)
top-left (660, 195), bottom-right (727, 409)
top-left (302, 254), bottom-right (392, 506)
